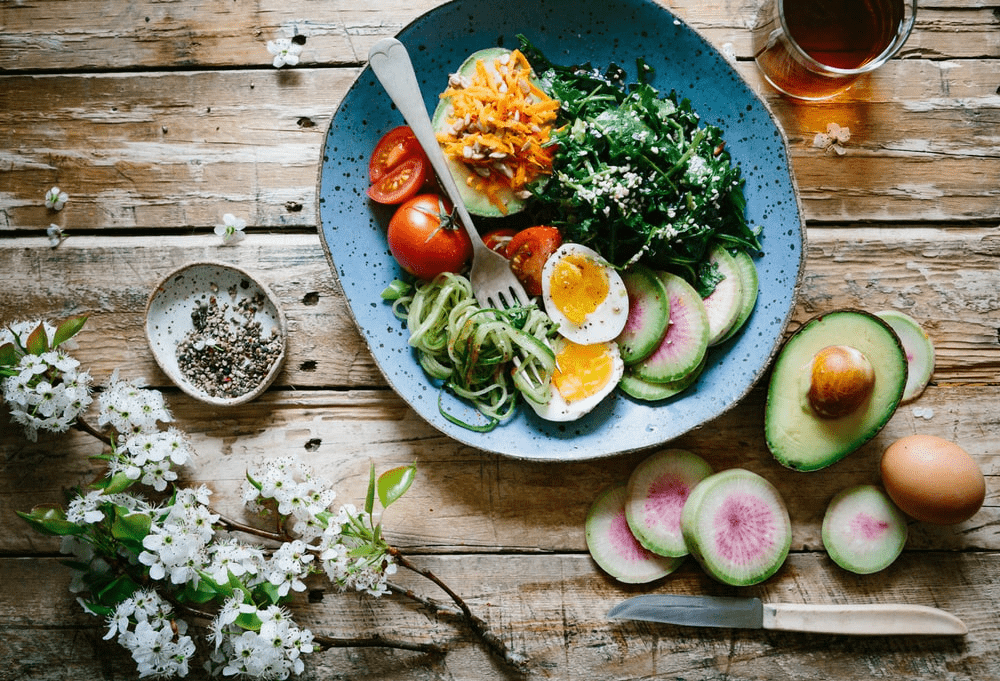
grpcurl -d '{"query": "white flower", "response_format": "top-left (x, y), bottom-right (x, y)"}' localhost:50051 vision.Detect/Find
top-left (210, 604), bottom-right (313, 679)
top-left (1, 344), bottom-right (93, 441)
top-left (104, 590), bottom-right (195, 679)
top-left (214, 213), bottom-right (247, 244)
top-left (44, 186), bottom-right (68, 211)
top-left (98, 371), bottom-right (172, 436)
top-left (47, 224), bottom-right (65, 247)
top-left (267, 38), bottom-right (302, 68)
top-left (813, 122), bottom-right (851, 156)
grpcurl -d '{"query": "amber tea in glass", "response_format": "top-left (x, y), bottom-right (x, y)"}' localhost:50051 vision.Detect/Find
top-left (753, 0), bottom-right (917, 100)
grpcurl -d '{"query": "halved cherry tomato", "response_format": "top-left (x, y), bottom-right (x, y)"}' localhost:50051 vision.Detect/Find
top-left (506, 226), bottom-right (562, 297)
top-left (387, 194), bottom-right (473, 281)
top-left (367, 156), bottom-right (428, 205)
top-left (369, 126), bottom-right (427, 183)
top-left (482, 228), bottom-right (517, 255)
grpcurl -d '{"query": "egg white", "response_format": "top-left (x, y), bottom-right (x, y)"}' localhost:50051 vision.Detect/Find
top-left (528, 337), bottom-right (625, 422)
top-left (541, 243), bottom-right (629, 345)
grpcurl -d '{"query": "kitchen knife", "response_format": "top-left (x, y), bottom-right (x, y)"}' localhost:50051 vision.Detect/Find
top-left (607, 594), bottom-right (967, 636)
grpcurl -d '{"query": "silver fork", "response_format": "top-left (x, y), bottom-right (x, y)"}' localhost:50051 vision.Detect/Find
top-left (367, 38), bottom-right (530, 311)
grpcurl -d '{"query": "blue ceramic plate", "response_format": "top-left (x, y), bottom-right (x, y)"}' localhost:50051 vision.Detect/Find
top-left (317, 0), bottom-right (804, 461)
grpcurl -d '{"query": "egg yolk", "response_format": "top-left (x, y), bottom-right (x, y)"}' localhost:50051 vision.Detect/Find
top-left (549, 253), bottom-right (609, 325)
top-left (553, 341), bottom-right (615, 402)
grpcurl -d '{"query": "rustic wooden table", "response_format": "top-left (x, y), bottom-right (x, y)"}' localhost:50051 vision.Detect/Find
top-left (2, 1), bottom-right (998, 679)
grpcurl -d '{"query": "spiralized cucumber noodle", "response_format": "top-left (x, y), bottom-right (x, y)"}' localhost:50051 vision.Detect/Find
top-left (384, 272), bottom-right (557, 432)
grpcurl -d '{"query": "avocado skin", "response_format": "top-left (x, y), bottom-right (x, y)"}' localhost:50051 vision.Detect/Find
top-left (764, 309), bottom-right (907, 472)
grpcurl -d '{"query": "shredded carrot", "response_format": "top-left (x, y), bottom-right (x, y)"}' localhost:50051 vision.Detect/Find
top-left (436, 49), bottom-right (559, 214)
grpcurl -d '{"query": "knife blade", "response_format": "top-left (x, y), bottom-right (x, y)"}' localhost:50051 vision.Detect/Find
top-left (607, 594), bottom-right (967, 636)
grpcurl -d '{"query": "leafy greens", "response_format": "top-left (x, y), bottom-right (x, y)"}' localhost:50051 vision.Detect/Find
top-left (518, 36), bottom-right (762, 295)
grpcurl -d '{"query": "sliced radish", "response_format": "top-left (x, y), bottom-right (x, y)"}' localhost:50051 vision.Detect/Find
top-left (632, 272), bottom-right (709, 384)
top-left (585, 482), bottom-right (684, 583)
top-left (625, 449), bottom-right (714, 557)
top-left (616, 264), bottom-right (670, 364)
top-left (680, 468), bottom-right (791, 586)
top-left (701, 245), bottom-right (743, 346)
top-left (822, 484), bottom-right (908, 574)
top-left (875, 310), bottom-right (935, 402)
top-left (619, 356), bottom-right (705, 402)
top-left (717, 251), bottom-right (759, 344)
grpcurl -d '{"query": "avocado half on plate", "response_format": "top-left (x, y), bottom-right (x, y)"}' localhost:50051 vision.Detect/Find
top-left (431, 47), bottom-right (549, 218)
top-left (765, 309), bottom-right (908, 471)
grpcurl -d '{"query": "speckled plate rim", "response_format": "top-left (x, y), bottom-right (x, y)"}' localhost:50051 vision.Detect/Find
top-left (144, 261), bottom-right (288, 407)
top-left (316, 0), bottom-right (805, 461)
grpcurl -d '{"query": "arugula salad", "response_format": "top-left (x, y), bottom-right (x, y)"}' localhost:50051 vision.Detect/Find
top-left (518, 36), bottom-right (761, 295)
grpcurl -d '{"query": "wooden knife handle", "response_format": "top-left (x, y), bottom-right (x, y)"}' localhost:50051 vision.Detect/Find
top-left (763, 603), bottom-right (967, 636)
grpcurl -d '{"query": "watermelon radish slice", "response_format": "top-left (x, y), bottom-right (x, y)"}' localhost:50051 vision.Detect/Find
top-left (875, 310), bottom-right (935, 402)
top-left (822, 484), bottom-right (908, 574)
top-left (717, 251), bottom-right (759, 345)
top-left (701, 245), bottom-right (743, 346)
top-left (585, 482), bottom-right (684, 583)
top-left (680, 468), bottom-right (791, 586)
top-left (625, 449), bottom-right (713, 557)
top-left (632, 272), bottom-right (709, 384)
top-left (616, 264), bottom-right (670, 364)
top-left (619, 356), bottom-right (705, 401)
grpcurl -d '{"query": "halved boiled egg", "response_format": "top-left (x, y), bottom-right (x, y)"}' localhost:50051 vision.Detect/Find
top-left (541, 243), bottom-right (629, 345)
top-left (528, 337), bottom-right (624, 422)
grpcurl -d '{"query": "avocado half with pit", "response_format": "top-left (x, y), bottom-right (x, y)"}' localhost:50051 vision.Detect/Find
top-left (431, 47), bottom-right (541, 217)
top-left (765, 309), bottom-right (907, 471)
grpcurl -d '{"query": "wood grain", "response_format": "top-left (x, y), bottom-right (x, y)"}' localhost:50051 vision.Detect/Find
top-left (1, 229), bottom-right (996, 387)
top-left (2, 1), bottom-right (998, 679)
top-left (2, 554), bottom-right (999, 680)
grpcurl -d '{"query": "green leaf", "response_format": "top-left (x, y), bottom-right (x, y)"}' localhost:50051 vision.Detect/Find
top-left (377, 464), bottom-right (416, 509)
top-left (254, 580), bottom-right (283, 606)
top-left (25, 322), bottom-right (49, 355)
top-left (235, 610), bottom-right (263, 632)
top-left (17, 505), bottom-right (85, 537)
top-left (79, 600), bottom-right (115, 618)
top-left (95, 575), bottom-right (141, 606)
top-left (364, 461), bottom-right (377, 516)
top-left (177, 576), bottom-right (222, 605)
top-left (0, 342), bottom-right (18, 368)
top-left (111, 510), bottom-right (152, 545)
top-left (94, 471), bottom-right (135, 494)
top-left (52, 314), bottom-right (88, 348)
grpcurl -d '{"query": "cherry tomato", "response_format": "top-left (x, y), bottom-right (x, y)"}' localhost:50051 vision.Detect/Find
top-left (506, 226), bottom-right (562, 297)
top-left (387, 194), bottom-right (473, 281)
top-left (367, 156), bottom-right (428, 205)
top-left (369, 126), bottom-right (427, 183)
top-left (482, 228), bottom-right (517, 255)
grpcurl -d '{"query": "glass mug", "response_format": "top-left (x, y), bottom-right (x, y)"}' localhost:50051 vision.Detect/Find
top-left (753, 0), bottom-right (917, 100)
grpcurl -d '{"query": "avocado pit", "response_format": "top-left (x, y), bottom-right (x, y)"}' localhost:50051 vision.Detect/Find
top-left (807, 344), bottom-right (876, 419)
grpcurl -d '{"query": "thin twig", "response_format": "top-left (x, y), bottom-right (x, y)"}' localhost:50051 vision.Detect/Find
top-left (215, 513), bottom-right (287, 543)
top-left (74, 417), bottom-right (113, 446)
top-left (312, 633), bottom-right (447, 655)
top-left (388, 582), bottom-right (462, 618)
top-left (389, 548), bottom-right (529, 673)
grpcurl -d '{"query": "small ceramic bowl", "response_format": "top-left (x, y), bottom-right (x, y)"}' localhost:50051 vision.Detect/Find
top-left (145, 262), bottom-right (287, 406)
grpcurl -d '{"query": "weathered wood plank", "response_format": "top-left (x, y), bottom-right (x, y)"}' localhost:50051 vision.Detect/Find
top-left (2, 60), bottom-right (998, 231)
top-left (3, 381), bottom-right (997, 556)
top-left (1, 229), bottom-right (996, 388)
top-left (2, 553), bottom-right (998, 680)
top-left (0, 0), bottom-right (994, 71)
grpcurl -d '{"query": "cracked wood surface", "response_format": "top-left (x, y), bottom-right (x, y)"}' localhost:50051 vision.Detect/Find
top-left (1, 0), bottom-right (998, 679)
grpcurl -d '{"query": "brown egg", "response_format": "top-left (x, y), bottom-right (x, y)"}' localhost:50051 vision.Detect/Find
top-left (880, 434), bottom-right (986, 525)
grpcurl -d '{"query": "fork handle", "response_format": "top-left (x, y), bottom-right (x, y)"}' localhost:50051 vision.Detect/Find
top-left (367, 38), bottom-right (484, 253)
